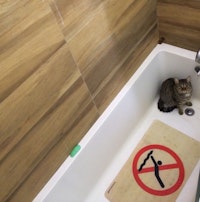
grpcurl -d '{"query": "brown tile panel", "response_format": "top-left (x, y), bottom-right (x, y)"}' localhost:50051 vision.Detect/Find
top-left (94, 25), bottom-right (159, 113)
top-left (0, 0), bottom-right (65, 102)
top-left (0, 43), bottom-right (81, 162)
top-left (157, 0), bottom-right (200, 9)
top-left (157, 2), bottom-right (200, 30)
top-left (68, 0), bottom-right (155, 72)
top-left (9, 140), bottom-right (69, 202)
top-left (157, 1), bottom-right (200, 51)
top-left (0, 76), bottom-right (98, 201)
top-left (48, 0), bottom-right (158, 108)
top-left (0, 0), bottom-right (159, 201)
top-left (0, 1), bottom-right (48, 37)
top-left (8, 101), bottom-right (98, 202)
top-left (82, 0), bottom-right (157, 105)
top-left (159, 22), bottom-right (200, 51)
top-left (47, 0), bottom-right (105, 40)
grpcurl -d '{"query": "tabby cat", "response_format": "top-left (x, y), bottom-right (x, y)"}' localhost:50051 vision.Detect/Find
top-left (158, 76), bottom-right (192, 115)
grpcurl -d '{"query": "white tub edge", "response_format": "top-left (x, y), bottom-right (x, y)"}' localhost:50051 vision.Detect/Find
top-left (33, 43), bottom-right (197, 202)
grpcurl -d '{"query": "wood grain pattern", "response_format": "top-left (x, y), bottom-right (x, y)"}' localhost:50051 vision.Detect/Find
top-left (0, 43), bottom-right (79, 161)
top-left (0, 1), bottom-right (99, 201)
top-left (49, 0), bottom-right (158, 112)
top-left (68, 0), bottom-right (155, 71)
top-left (0, 0), bottom-right (65, 102)
top-left (9, 102), bottom-right (98, 202)
top-left (0, 77), bottom-right (98, 201)
top-left (68, 0), bottom-right (158, 111)
top-left (157, 0), bottom-right (200, 9)
top-left (0, 0), bottom-right (159, 201)
top-left (47, 0), bottom-right (104, 41)
top-left (157, 0), bottom-right (200, 51)
top-left (95, 26), bottom-right (159, 113)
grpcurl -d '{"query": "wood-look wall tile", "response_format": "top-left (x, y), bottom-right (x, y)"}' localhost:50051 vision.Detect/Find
top-left (9, 102), bottom-right (98, 202)
top-left (94, 26), bottom-right (159, 113)
top-left (159, 22), bottom-right (200, 51)
top-left (47, 0), bottom-right (105, 40)
top-left (9, 140), bottom-right (69, 202)
top-left (157, 2), bottom-right (200, 30)
top-left (0, 76), bottom-right (98, 201)
top-left (81, 0), bottom-right (157, 99)
top-left (0, 1), bottom-right (159, 201)
top-left (0, 0), bottom-right (65, 102)
top-left (158, 0), bottom-right (200, 9)
top-left (0, 43), bottom-right (81, 161)
top-left (68, 0), bottom-right (149, 71)
top-left (157, 1), bottom-right (200, 51)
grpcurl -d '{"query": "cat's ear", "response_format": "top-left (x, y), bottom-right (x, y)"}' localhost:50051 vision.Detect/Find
top-left (174, 78), bottom-right (179, 84)
top-left (186, 76), bottom-right (191, 82)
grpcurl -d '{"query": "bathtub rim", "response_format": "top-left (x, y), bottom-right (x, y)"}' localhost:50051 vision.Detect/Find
top-left (33, 43), bottom-right (197, 202)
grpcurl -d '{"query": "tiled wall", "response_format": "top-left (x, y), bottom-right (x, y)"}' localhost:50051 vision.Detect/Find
top-left (48, 0), bottom-right (158, 113)
top-left (157, 0), bottom-right (200, 51)
top-left (0, 0), bottom-right (158, 201)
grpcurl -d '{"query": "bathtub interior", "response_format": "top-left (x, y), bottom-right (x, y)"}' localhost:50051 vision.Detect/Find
top-left (34, 45), bottom-right (200, 202)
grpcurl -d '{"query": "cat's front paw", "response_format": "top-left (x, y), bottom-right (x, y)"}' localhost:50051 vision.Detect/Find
top-left (186, 101), bottom-right (192, 106)
top-left (178, 109), bottom-right (184, 115)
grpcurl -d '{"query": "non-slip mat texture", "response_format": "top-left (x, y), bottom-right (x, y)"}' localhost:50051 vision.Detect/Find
top-left (105, 120), bottom-right (200, 202)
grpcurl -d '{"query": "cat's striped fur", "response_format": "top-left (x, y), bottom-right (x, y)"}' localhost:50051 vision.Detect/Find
top-left (158, 76), bottom-right (192, 115)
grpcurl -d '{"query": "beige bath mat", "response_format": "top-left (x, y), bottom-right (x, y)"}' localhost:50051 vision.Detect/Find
top-left (105, 120), bottom-right (200, 202)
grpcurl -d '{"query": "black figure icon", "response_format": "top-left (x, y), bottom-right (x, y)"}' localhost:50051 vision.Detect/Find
top-left (150, 155), bottom-right (165, 188)
top-left (138, 150), bottom-right (165, 188)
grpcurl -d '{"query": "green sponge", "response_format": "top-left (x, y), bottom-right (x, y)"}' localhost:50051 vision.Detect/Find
top-left (70, 145), bottom-right (81, 157)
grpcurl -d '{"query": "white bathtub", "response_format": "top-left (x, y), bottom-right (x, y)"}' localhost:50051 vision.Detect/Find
top-left (34, 44), bottom-right (200, 202)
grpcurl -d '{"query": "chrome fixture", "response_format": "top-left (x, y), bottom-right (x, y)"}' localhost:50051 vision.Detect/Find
top-left (185, 108), bottom-right (195, 116)
top-left (195, 66), bottom-right (200, 76)
top-left (196, 49), bottom-right (200, 63)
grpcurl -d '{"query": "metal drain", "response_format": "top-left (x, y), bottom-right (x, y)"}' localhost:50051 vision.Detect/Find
top-left (185, 108), bottom-right (195, 116)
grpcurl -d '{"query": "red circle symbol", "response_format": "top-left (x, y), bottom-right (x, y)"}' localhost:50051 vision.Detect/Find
top-left (132, 144), bottom-right (184, 196)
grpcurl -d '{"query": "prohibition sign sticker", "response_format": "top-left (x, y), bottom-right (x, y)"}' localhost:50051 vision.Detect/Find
top-left (132, 144), bottom-right (184, 196)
